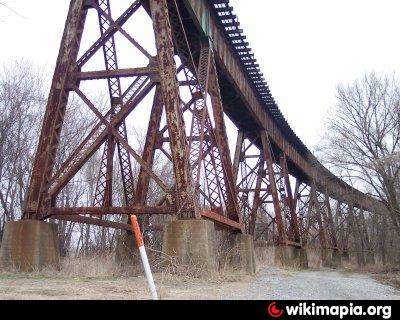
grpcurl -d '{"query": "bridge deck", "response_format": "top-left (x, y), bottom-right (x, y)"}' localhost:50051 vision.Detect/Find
top-left (179, 0), bottom-right (382, 212)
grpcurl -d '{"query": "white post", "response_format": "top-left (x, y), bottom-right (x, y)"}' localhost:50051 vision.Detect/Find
top-left (130, 215), bottom-right (159, 300)
top-left (138, 245), bottom-right (158, 300)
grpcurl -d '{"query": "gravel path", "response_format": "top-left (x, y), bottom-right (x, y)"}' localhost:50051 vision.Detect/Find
top-left (0, 267), bottom-right (399, 300)
top-left (235, 267), bottom-right (400, 300)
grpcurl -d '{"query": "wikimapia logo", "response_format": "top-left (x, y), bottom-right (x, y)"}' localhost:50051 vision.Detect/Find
top-left (267, 302), bottom-right (392, 319)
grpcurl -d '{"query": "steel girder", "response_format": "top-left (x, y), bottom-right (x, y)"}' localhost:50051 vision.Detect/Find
top-left (22, 0), bottom-right (375, 257)
top-left (24, 0), bottom-right (242, 232)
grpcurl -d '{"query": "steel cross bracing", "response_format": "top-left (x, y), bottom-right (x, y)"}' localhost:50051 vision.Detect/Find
top-left (233, 131), bottom-right (303, 247)
top-left (92, 0), bottom-right (136, 209)
top-left (22, 0), bottom-right (379, 255)
top-left (24, 0), bottom-right (243, 233)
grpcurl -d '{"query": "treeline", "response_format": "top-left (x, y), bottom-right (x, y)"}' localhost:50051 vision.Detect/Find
top-left (0, 62), bottom-right (399, 268)
top-left (0, 61), bottom-right (172, 256)
top-left (317, 72), bottom-right (400, 267)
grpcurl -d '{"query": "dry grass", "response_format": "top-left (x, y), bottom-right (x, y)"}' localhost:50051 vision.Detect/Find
top-left (0, 250), bottom-right (255, 300)
top-left (372, 272), bottom-right (400, 290)
top-left (1, 250), bottom-right (243, 282)
top-left (60, 254), bottom-right (143, 278)
top-left (350, 263), bottom-right (400, 290)
top-left (0, 254), bottom-right (143, 280)
top-left (254, 244), bottom-right (275, 269)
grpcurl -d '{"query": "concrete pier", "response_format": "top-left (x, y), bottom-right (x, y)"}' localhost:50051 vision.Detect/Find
top-left (275, 245), bottom-right (308, 269)
top-left (115, 233), bottom-right (139, 265)
top-left (366, 251), bottom-right (375, 266)
top-left (0, 220), bottom-right (60, 272)
top-left (229, 234), bottom-right (256, 274)
top-left (162, 220), bottom-right (217, 271)
top-left (342, 251), bottom-right (351, 264)
top-left (162, 220), bottom-right (256, 274)
top-left (321, 248), bottom-right (342, 268)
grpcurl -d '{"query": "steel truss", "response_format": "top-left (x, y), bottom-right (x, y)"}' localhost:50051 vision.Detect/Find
top-left (24, 0), bottom-right (242, 232)
top-left (23, 0), bottom-right (374, 255)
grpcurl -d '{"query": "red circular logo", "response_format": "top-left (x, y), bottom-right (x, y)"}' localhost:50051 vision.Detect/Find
top-left (268, 302), bottom-right (284, 318)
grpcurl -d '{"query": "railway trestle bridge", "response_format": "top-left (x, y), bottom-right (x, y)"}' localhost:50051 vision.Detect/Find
top-left (0, 0), bottom-right (385, 272)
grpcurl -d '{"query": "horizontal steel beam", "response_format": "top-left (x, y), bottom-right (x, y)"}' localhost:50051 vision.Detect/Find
top-left (52, 215), bottom-right (132, 231)
top-left (201, 210), bottom-right (241, 230)
top-left (183, 0), bottom-right (383, 213)
top-left (49, 206), bottom-right (177, 216)
top-left (74, 66), bottom-right (153, 81)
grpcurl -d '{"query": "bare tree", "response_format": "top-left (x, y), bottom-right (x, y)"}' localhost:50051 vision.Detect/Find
top-left (0, 59), bottom-right (172, 256)
top-left (317, 72), bottom-right (400, 238)
top-left (0, 60), bottom-right (46, 238)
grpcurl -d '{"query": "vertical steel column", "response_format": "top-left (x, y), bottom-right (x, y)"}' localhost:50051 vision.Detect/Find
top-left (25, 0), bottom-right (88, 218)
top-left (92, 0), bottom-right (136, 208)
top-left (358, 209), bottom-right (372, 254)
top-left (324, 194), bottom-right (338, 249)
top-left (293, 179), bottom-right (301, 209)
top-left (348, 205), bottom-right (365, 265)
top-left (293, 179), bottom-right (306, 242)
top-left (135, 87), bottom-right (164, 205)
top-left (310, 182), bottom-right (327, 248)
top-left (335, 202), bottom-right (347, 251)
top-left (150, 0), bottom-right (194, 216)
top-left (248, 159), bottom-right (264, 236)
top-left (280, 155), bottom-right (301, 243)
top-left (260, 131), bottom-right (286, 245)
top-left (208, 53), bottom-right (242, 224)
top-left (302, 186), bottom-right (314, 246)
top-left (233, 131), bottom-right (245, 182)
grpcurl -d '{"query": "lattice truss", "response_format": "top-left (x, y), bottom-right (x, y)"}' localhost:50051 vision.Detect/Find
top-left (335, 202), bottom-right (353, 251)
top-left (336, 204), bottom-right (373, 254)
top-left (235, 136), bottom-right (271, 236)
top-left (24, 0), bottom-right (242, 230)
top-left (293, 183), bottom-right (368, 251)
top-left (233, 132), bottom-right (302, 245)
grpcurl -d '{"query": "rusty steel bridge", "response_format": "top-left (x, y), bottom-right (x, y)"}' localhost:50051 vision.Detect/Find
top-left (23, 0), bottom-right (384, 255)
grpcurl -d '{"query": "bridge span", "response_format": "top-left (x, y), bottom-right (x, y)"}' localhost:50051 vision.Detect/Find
top-left (0, 0), bottom-right (384, 272)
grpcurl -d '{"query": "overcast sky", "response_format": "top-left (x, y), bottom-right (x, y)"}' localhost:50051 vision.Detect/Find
top-left (1, 0), bottom-right (400, 152)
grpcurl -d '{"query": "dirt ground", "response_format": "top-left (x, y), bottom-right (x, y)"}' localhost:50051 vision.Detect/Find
top-left (1, 266), bottom-right (399, 300)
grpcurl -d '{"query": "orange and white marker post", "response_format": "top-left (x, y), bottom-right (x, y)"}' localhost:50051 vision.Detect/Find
top-left (130, 215), bottom-right (159, 300)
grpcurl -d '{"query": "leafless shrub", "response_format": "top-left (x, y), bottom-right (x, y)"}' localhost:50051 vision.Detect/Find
top-left (317, 72), bottom-right (400, 268)
top-left (0, 60), bottom-right (46, 236)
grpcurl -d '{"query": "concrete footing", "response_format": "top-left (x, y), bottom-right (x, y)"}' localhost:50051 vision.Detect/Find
top-left (342, 251), bottom-right (350, 264)
top-left (275, 245), bottom-right (308, 269)
top-left (321, 248), bottom-right (342, 268)
top-left (0, 220), bottom-right (60, 272)
top-left (229, 234), bottom-right (256, 274)
top-left (366, 252), bottom-right (375, 265)
top-left (162, 220), bottom-right (256, 274)
top-left (115, 233), bottom-right (139, 265)
top-left (162, 220), bottom-right (217, 271)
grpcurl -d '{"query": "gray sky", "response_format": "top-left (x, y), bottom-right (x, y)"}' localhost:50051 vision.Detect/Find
top-left (1, 0), bottom-right (400, 151)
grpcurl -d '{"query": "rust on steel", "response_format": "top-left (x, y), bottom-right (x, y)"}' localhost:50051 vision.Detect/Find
top-left (25, 0), bottom-right (88, 218)
top-left (183, 0), bottom-right (382, 213)
top-left (22, 0), bottom-right (383, 253)
top-left (150, 0), bottom-right (195, 216)
top-left (280, 154), bottom-right (301, 243)
top-left (260, 131), bottom-right (286, 245)
top-left (310, 182), bottom-right (328, 248)
top-left (92, 0), bottom-right (136, 209)
top-left (49, 206), bottom-right (177, 216)
top-left (134, 86), bottom-right (164, 206)
top-left (324, 193), bottom-right (339, 249)
top-left (53, 215), bottom-right (132, 231)
top-left (201, 210), bottom-right (241, 230)
top-left (208, 53), bottom-right (243, 226)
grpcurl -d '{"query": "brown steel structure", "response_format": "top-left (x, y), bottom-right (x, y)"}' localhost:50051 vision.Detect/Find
top-left (24, 0), bottom-right (384, 252)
